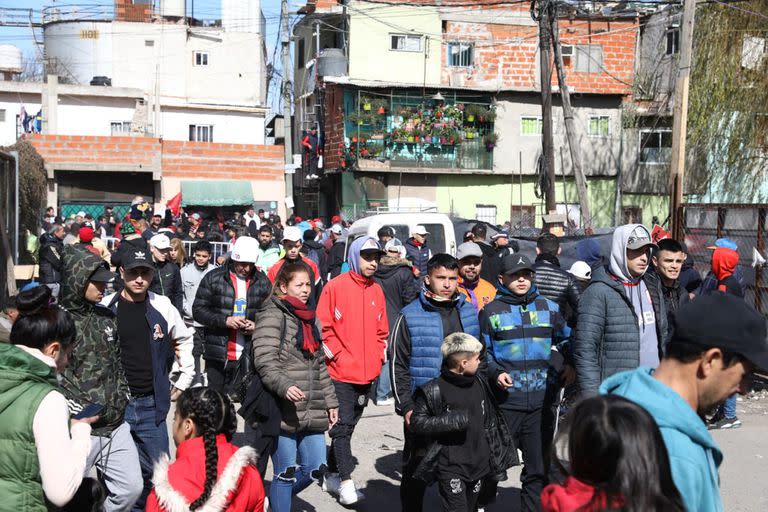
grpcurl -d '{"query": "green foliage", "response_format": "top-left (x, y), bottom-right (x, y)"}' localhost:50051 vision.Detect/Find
top-left (688, 0), bottom-right (768, 200)
top-left (2, 140), bottom-right (46, 237)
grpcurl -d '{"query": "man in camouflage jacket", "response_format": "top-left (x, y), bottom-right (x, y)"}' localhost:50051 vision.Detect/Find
top-left (60, 245), bottom-right (143, 511)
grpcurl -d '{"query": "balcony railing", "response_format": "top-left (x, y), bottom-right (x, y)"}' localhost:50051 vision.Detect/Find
top-left (42, 3), bottom-right (114, 24)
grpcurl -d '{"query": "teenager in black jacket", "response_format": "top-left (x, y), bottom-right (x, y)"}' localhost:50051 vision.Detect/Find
top-left (410, 333), bottom-right (517, 512)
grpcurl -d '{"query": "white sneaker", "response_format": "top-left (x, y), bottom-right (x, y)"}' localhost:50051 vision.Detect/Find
top-left (338, 480), bottom-right (364, 505)
top-left (322, 472), bottom-right (340, 495)
top-left (375, 397), bottom-right (395, 406)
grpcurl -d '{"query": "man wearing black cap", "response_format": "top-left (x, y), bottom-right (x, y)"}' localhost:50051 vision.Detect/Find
top-left (601, 293), bottom-right (768, 512)
top-left (59, 245), bottom-right (142, 510)
top-left (480, 254), bottom-right (569, 512)
top-left (574, 224), bottom-right (668, 396)
top-left (102, 248), bottom-right (194, 511)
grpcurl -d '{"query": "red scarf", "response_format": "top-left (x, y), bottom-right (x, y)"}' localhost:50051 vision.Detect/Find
top-left (281, 296), bottom-right (319, 353)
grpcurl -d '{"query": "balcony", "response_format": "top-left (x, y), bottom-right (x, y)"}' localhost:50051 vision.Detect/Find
top-left (341, 94), bottom-right (496, 173)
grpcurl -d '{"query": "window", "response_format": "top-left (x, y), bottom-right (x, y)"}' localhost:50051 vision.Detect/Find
top-left (189, 124), bottom-right (214, 142)
top-left (447, 42), bottom-right (473, 67)
top-left (390, 34), bottom-right (422, 52)
top-left (297, 39), bottom-right (305, 69)
top-left (476, 205), bottom-right (497, 225)
top-left (0, 109), bottom-right (5, 122)
top-left (510, 205), bottom-right (536, 228)
top-left (588, 115), bottom-right (610, 137)
top-left (194, 51), bottom-right (209, 66)
top-left (575, 45), bottom-right (603, 73)
top-left (145, 39), bottom-right (154, 47)
top-left (623, 206), bottom-right (643, 225)
top-left (521, 116), bottom-right (543, 136)
top-left (666, 27), bottom-right (680, 55)
top-left (639, 129), bottom-right (672, 164)
top-left (110, 121), bottom-right (131, 135)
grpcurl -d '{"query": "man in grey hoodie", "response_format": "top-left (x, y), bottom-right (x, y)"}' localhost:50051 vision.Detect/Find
top-left (180, 240), bottom-right (216, 385)
top-left (574, 224), bottom-right (668, 396)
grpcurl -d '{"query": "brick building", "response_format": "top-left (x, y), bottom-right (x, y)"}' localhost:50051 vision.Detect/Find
top-left (293, 0), bottom-right (670, 228)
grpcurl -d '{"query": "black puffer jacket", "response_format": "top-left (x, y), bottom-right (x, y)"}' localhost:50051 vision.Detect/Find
top-left (373, 255), bottom-right (420, 328)
top-left (532, 256), bottom-right (581, 322)
top-left (410, 374), bottom-right (518, 483)
top-left (38, 233), bottom-right (63, 284)
top-left (192, 264), bottom-right (272, 363)
top-left (477, 241), bottom-right (499, 283)
top-left (149, 259), bottom-right (183, 314)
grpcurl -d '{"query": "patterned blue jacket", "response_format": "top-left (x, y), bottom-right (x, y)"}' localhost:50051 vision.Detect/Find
top-left (480, 284), bottom-right (568, 411)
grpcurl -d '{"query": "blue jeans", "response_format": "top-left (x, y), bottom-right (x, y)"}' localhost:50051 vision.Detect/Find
top-left (376, 360), bottom-right (392, 401)
top-left (124, 395), bottom-right (170, 512)
top-left (723, 394), bottom-right (737, 418)
top-left (270, 432), bottom-right (327, 512)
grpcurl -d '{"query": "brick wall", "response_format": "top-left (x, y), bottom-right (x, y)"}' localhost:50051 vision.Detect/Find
top-left (26, 135), bottom-right (284, 180)
top-left (115, 0), bottom-right (152, 23)
top-left (322, 84), bottom-right (346, 170)
top-left (443, 17), bottom-right (638, 95)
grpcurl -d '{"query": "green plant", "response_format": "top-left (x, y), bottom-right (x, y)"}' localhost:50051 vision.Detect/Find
top-left (484, 132), bottom-right (498, 144)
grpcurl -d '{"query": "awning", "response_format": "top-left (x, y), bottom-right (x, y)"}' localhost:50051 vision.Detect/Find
top-left (181, 180), bottom-right (253, 207)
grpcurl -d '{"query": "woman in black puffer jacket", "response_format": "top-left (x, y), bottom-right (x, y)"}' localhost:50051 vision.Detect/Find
top-left (252, 261), bottom-right (338, 512)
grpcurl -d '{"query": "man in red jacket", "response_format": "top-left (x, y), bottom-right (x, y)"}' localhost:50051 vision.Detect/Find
top-left (318, 236), bottom-right (388, 505)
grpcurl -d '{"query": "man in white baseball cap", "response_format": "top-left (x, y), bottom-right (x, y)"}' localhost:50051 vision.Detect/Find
top-left (267, 226), bottom-right (323, 306)
top-left (405, 225), bottom-right (432, 276)
top-left (148, 233), bottom-right (183, 314)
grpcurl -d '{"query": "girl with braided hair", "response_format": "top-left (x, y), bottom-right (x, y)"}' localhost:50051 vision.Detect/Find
top-left (146, 388), bottom-right (265, 512)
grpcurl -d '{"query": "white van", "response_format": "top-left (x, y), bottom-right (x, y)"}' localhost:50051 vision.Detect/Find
top-left (345, 213), bottom-right (458, 256)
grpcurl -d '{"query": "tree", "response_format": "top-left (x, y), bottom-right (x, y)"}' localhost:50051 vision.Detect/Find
top-left (688, 0), bottom-right (768, 201)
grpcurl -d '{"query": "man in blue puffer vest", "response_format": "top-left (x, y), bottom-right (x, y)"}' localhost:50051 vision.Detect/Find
top-left (391, 253), bottom-right (480, 512)
top-left (481, 254), bottom-right (570, 512)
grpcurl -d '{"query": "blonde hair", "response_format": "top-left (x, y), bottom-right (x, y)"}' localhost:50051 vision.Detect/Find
top-left (170, 237), bottom-right (187, 266)
top-left (441, 332), bottom-right (483, 359)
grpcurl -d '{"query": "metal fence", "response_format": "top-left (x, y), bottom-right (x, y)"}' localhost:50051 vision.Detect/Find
top-left (679, 204), bottom-right (767, 315)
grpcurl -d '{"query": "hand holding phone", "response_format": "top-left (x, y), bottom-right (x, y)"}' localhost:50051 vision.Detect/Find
top-left (73, 403), bottom-right (104, 420)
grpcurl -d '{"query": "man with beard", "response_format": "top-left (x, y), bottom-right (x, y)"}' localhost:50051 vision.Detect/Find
top-left (646, 239), bottom-right (690, 330)
top-left (602, 294), bottom-right (767, 512)
top-left (255, 224), bottom-right (282, 273)
top-left (455, 242), bottom-right (497, 312)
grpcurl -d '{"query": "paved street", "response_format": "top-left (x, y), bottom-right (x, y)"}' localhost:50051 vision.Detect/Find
top-left (223, 392), bottom-right (768, 511)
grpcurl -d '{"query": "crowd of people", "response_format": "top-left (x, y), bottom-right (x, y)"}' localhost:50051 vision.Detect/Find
top-left (0, 199), bottom-right (765, 512)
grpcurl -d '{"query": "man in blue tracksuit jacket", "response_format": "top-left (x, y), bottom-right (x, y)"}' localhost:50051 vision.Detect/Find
top-left (390, 253), bottom-right (480, 512)
top-left (481, 254), bottom-right (569, 512)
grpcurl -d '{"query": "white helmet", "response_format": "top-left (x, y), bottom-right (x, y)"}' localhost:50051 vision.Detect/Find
top-left (231, 236), bottom-right (259, 263)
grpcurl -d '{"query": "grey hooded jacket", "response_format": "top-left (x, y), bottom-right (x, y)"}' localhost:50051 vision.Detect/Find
top-left (574, 224), bottom-right (668, 396)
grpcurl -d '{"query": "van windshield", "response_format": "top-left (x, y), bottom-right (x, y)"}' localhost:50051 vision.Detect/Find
top-left (421, 224), bottom-right (446, 253)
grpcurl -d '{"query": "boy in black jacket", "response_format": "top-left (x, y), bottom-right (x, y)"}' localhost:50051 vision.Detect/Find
top-left (410, 333), bottom-right (516, 512)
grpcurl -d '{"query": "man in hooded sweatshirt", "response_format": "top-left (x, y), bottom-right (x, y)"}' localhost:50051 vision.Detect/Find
top-left (317, 236), bottom-right (389, 506)
top-left (59, 245), bottom-right (142, 511)
top-left (390, 253), bottom-right (481, 512)
top-left (600, 293), bottom-right (768, 512)
top-left (574, 224), bottom-right (668, 396)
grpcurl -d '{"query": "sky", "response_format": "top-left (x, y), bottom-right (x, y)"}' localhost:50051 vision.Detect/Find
top-left (1, 0), bottom-right (286, 109)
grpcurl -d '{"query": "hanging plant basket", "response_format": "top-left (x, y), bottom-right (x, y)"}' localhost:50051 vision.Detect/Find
top-left (378, 106), bottom-right (386, 114)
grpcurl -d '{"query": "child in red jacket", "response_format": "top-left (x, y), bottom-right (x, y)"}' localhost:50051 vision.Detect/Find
top-left (146, 388), bottom-right (265, 512)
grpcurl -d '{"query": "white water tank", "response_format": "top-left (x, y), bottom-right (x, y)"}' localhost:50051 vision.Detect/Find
top-left (0, 45), bottom-right (22, 74)
top-left (160, 0), bottom-right (186, 18)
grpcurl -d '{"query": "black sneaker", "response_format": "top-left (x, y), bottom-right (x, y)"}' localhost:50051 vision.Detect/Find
top-left (708, 416), bottom-right (742, 430)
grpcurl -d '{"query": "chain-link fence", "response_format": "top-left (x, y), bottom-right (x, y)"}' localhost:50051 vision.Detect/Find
top-left (680, 204), bottom-right (767, 316)
top-left (60, 203), bottom-right (131, 223)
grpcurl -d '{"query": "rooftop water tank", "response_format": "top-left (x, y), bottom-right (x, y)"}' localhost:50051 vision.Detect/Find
top-left (317, 48), bottom-right (347, 77)
top-left (0, 45), bottom-right (23, 75)
top-left (160, 0), bottom-right (186, 18)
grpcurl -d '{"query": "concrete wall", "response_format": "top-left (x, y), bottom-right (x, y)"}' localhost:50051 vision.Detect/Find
top-left (347, 1), bottom-right (442, 86)
top-left (493, 93), bottom-right (624, 177)
top-left (57, 96), bottom-right (138, 137)
top-left (161, 108), bottom-right (266, 144)
top-left (44, 20), bottom-right (266, 107)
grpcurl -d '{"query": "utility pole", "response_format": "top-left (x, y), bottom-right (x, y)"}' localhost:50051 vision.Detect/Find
top-left (669, 0), bottom-right (696, 239)
top-left (535, 0), bottom-right (557, 214)
top-left (281, 0), bottom-right (294, 217)
top-left (550, 11), bottom-right (592, 230)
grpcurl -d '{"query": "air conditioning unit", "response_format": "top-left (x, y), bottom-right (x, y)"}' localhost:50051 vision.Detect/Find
top-left (561, 45), bottom-right (574, 57)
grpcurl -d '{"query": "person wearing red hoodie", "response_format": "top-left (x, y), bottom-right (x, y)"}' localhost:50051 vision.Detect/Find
top-left (146, 388), bottom-right (265, 512)
top-left (317, 236), bottom-right (388, 506)
top-left (541, 395), bottom-right (683, 512)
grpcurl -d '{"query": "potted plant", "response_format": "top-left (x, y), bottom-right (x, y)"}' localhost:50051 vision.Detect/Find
top-left (348, 112), bottom-right (367, 126)
top-left (484, 132), bottom-right (498, 151)
top-left (465, 104), bottom-right (484, 123)
top-left (479, 107), bottom-right (496, 123)
top-left (361, 96), bottom-right (373, 111)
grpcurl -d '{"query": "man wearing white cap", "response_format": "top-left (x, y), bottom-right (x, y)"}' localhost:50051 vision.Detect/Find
top-left (267, 226), bottom-right (323, 306)
top-left (148, 233), bottom-right (183, 315)
top-left (404, 225), bottom-right (432, 276)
